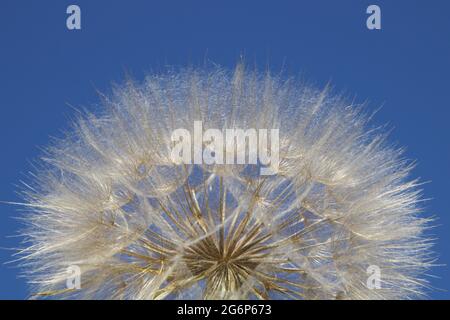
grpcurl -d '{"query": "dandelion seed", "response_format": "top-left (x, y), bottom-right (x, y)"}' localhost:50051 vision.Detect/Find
top-left (18, 64), bottom-right (433, 299)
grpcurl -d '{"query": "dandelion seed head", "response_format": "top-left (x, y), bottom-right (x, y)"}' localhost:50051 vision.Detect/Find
top-left (18, 64), bottom-right (433, 299)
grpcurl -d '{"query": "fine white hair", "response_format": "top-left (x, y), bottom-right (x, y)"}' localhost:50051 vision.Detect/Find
top-left (18, 64), bottom-right (433, 299)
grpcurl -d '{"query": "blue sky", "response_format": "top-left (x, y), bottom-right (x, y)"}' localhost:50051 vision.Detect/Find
top-left (0, 0), bottom-right (449, 299)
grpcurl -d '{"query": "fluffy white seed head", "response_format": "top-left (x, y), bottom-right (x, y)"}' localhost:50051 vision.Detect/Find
top-left (18, 64), bottom-right (433, 299)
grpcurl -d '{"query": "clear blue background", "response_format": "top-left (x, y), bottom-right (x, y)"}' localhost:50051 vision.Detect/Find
top-left (0, 0), bottom-right (449, 299)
